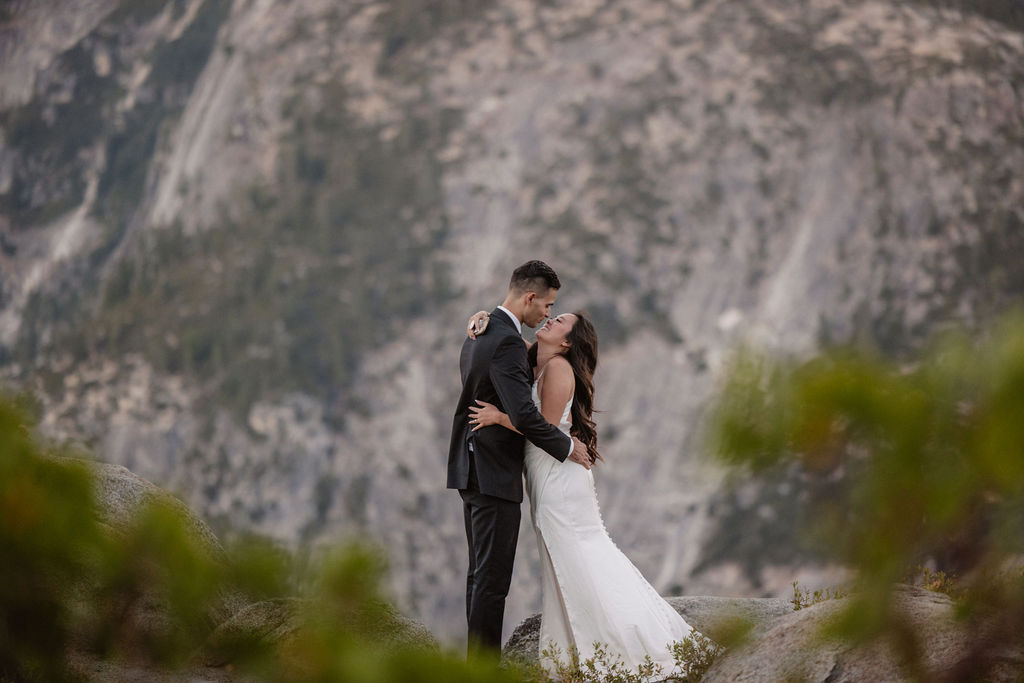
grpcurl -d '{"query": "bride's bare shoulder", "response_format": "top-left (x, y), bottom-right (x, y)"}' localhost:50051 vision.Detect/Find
top-left (547, 355), bottom-right (571, 370)
top-left (543, 356), bottom-right (574, 384)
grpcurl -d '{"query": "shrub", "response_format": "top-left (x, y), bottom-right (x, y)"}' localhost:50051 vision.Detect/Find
top-left (790, 581), bottom-right (849, 611)
top-left (0, 391), bottom-right (524, 681)
top-left (536, 631), bottom-right (724, 682)
top-left (709, 313), bottom-right (1024, 679)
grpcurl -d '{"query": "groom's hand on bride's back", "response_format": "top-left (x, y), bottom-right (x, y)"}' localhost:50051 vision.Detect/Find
top-left (569, 437), bottom-right (592, 469)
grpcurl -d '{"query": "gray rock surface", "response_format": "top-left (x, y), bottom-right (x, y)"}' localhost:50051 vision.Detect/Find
top-left (702, 586), bottom-right (1023, 682)
top-left (67, 652), bottom-right (237, 683)
top-left (204, 596), bottom-right (439, 667)
top-left (203, 598), bottom-right (305, 667)
top-left (505, 588), bottom-right (1024, 680)
top-left (665, 595), bottom-right (794, 637)
top-left (89, 458), bottom-right (225, 556)
top-left (503, 594), bottom-right (792, 665)
top-left (68, 458), bottom-right (246, 645)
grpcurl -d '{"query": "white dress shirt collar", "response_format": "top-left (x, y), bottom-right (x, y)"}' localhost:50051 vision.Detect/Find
top-left (496, 305), bottom-right (523, 335)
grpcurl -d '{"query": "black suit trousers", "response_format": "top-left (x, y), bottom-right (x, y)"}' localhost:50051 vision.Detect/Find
top-left (460, 482), bottom-right (521, 655)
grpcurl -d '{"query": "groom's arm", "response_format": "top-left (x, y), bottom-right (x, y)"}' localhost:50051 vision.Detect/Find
top-left (489, 336), bottom-right (572, 462)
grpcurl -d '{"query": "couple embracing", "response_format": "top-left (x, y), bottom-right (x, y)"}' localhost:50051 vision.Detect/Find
top-left (447, 260), bottom-right (695, 673)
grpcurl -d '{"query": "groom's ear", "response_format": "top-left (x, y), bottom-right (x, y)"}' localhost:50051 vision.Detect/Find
top-left (524, 291), bottom-right (536, 305)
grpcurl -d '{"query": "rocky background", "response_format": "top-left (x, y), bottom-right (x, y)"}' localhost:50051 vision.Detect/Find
top-left (1, 0), bottom-right (1023, 643)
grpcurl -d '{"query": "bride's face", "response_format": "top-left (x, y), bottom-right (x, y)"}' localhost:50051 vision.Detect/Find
top-left (536, 313), bottom-right (578, 349)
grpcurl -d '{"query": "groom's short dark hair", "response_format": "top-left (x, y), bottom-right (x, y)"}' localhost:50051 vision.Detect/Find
top-left (510, 260), bottom-right (561, 294)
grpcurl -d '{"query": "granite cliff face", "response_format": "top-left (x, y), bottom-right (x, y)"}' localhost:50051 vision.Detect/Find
top-left (2, 0), bottom-right (1023, 641)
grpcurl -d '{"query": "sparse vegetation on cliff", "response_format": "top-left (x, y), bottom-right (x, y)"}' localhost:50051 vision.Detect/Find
top-left (83, 77), bottom-right (457, 424)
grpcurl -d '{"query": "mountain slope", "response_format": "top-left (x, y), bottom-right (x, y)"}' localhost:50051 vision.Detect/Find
top-left (1, 0), bottom-right (1022, 641)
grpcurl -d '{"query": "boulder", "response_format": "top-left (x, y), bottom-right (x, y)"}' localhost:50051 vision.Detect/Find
top-left (702, 586), bottom-right (1024, 682)
top-left (502, 594), bottom-right (792, 666)
top-left (203, 598), bottom-right (305, 666)
top-left (205, 597), bottom-right (440, 667)
top-left (89, 460), bottom-right (225, 556)
top-left (82, 459), bottom-right (247, 627)
top-left (504, 588), bottom-right (1024, 680)
top-left (665, 595), bottom-right (794, 637)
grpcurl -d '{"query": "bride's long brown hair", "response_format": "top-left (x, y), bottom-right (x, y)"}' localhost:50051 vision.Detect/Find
top-left (529, 311), bottom-right (601, 463)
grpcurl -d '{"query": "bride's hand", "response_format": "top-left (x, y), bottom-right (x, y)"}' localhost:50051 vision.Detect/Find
top-left (467, 310), bottom-right (489, 338)
top-left (469, 400), bottom-right (503, 430)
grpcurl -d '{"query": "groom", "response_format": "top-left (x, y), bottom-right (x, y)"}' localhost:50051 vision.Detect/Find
top-left (448, 260), bottom-right (592, 655)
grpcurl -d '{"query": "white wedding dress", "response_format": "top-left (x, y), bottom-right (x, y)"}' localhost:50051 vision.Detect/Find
top-left (523, 373), bottom-right (694, 675)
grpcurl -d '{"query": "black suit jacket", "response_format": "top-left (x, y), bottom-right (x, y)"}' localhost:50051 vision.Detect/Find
top-left (447, 308), bottom-right (571, 503)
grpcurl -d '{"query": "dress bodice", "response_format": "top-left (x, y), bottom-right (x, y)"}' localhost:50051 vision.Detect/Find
top-left (530, 371), bottom-right (573, 434)
top-left (523, 368), bottom-right (695, 677)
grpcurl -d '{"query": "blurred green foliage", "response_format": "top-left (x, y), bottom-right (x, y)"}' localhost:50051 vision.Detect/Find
top-left (0, 396), bottom-right (100, 680)
top-left (709, 313), bottom-right (1024, 679)
top-left (0, 393), bottom-right (526, 681)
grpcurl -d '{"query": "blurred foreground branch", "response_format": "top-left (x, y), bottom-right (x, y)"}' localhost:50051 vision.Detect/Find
top-left (709, 313), bottom-right (1024, 681)
top-left (0, 394), bottom-right (522, 682)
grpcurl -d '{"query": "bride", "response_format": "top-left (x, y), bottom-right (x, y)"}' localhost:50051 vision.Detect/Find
top-left (465, 310), bottom-right (695, 674)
